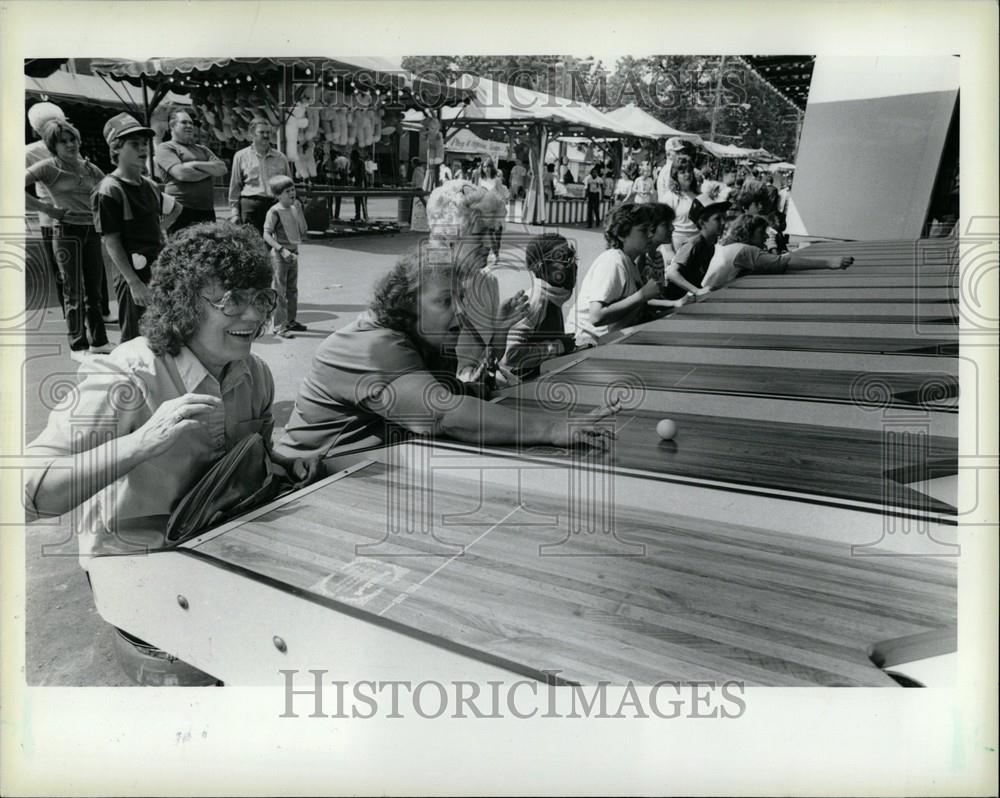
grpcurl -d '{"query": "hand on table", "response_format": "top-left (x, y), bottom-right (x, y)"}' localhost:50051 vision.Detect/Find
top-left (548, 399), bottom-right (622, 449)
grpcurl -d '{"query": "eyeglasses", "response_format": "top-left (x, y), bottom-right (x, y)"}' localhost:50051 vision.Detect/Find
top-left (202, 288), bottom-right (278, 317)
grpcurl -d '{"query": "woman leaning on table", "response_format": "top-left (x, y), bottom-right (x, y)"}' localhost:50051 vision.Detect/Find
top-left (275, 242), bottom-right (620, 477)
top-left (24, 221), bottom-right (317, 566)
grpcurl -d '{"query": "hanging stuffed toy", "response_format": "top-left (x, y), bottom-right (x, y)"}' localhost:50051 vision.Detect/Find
top-left (285, 100), bottom-right (309, 177)
top-left (425, 117), bottom-right (445, 166)
top-left (149, 105), bottom-right (169, 146)
top-left (299, 139), bottom-right (318, 179)
top-left (305, 105), bottom-right (321, 142)
top-left (234, 88), bottom-right (256, 123)
top-left (320, 106), bottom-right (336, 140)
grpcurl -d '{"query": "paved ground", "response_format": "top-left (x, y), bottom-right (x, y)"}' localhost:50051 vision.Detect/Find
top-left (23, 217), bottom-right (612, 685)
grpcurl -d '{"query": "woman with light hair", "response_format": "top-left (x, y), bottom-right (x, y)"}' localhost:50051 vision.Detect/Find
top-left (25, 118), bottom-right (111, 361)
top-left (425, 179), bottom-right (526, 393)
top-left (26, 102), bottom-right (69, 317)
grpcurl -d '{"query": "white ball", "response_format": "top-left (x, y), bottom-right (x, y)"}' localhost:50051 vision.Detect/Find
top-left (656, 419), bottom-right (677, 440)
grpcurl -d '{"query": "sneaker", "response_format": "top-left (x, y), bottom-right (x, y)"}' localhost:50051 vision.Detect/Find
top-left (274, 328), bottom-right (295, 339)
top-left (287, 321), bottom-right (308, 332)
top-left (89, 342), bottom-right (115, 355)
top-left (69, 350), bottom-right (91, 363)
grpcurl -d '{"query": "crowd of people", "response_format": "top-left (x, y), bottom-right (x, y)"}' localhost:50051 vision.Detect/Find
top-left (24, 104), bottom-right (857, 680)
top-left (24, 106), bottom-right (856, 560)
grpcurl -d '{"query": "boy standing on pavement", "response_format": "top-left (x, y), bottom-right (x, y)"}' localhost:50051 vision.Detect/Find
top-left (93, 113), bottom-right (182, 342)
top-left (262, 175), bottom-right (309, 339)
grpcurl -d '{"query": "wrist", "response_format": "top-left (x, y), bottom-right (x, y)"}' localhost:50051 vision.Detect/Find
top-left (116, 433), bottom-right (145, 471)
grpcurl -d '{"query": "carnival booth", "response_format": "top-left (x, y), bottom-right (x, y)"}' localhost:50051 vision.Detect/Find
top-left (407, 74), bottom-right (661, 226)
top-left (90, 57), bottom-right (471, 234)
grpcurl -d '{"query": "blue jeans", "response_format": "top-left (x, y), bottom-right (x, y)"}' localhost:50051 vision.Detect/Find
top-left (270, 249), bottom-right (299, 330)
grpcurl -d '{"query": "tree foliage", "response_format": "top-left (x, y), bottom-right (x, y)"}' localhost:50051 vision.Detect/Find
top-left (401, 54), bottom-right (802, 159)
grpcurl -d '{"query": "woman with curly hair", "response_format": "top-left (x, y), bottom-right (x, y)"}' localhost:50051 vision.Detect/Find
top-left (701, 213), bottom-right (854, 290)
top-left (276, 248), bottom-right (619, 476)
top-left (660, 155), bottom-right (701, 255)
top-left (24, 221), bottom-right (316, 564)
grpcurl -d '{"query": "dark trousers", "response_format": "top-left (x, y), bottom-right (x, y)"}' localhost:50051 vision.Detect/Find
top-left (168, 205), bottom-right (216, 235)
top-left (100, 261), bottom-right (110, 317)
top-left (116, 260), bottom-right (154, 343)
top-left (353, 194), bottom-right (367, 220)
top-left (52, 224), bottom-right (109, 351)
top-left (487, 227), bottom-right (502, 259)
top-left (39, 226), bottom-right (65, 316)
top-left (586, 192), bottom-right (602, 228)
top-left (239, 196), bottom-right (270, 237)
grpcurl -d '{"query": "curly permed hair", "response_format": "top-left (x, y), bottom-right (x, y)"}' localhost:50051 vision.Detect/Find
top-left (732, 179), bottom-right (774, 215)
top-left (141, 222), bottom-right (273, 356)
top-left (603, 203), bottom-right (650, 250)
top-left (369, 249), bottom-right (454, 334)
top-left (720, 213), bottom-right (770, 247)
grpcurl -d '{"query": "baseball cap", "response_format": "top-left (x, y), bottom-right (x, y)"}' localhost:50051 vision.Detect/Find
top-left (103, 112), bottom-right (155, 145)
top-left (689, 193), bottom-right (731, 225)
top-left (665, 137), bottom-right (691, 153)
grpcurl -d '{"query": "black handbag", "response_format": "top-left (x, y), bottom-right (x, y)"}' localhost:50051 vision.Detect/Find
top-left (165, 433), bottom-right (299, 545)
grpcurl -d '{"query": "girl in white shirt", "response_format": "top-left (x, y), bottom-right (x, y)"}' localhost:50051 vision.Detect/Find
top-left (631, 161), bottom-right (656, 204)
top-left (564, 204), bottom-right (661, 347)
top-left (661, 155), bottom-right (701, 255)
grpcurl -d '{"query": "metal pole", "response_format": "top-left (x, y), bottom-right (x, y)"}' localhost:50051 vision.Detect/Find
top-left (141, 76), bottom-right (154, 176)
top-left (709, 55), bottom-right (726, 142)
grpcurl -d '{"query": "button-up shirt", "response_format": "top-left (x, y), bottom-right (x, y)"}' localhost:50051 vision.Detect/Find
top-left (24, 337), bottom-right (275, 564)
top-left (228, 145), bottom-right (291, 208)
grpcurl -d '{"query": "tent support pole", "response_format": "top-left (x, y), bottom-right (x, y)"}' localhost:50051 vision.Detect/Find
top-left (709, 55), bottom-right (726, 142)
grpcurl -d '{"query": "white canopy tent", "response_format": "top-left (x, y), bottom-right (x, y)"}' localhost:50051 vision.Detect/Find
top-left (603, 103), bottom-right (701, 141)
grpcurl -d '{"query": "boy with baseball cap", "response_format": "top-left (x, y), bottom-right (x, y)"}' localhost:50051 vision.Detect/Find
top-left (92, 113), bottom-right (182, 341)
top-left (662, 193), bottom-right (730, 300)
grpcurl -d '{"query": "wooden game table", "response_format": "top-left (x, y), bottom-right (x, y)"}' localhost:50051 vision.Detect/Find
top-left (87, 237), bottom-right (959, 687)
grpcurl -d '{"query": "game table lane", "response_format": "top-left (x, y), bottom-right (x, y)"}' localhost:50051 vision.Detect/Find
top-left (631, 317), bottom-right (958, 340)
top-left (188, 459), bottom-right (956, 686)
top-left (534, 356), bottom-right (958, 414)
top-left (730, 273), bottom-right (956, 288)
top-left (704, 287), bottom-right (956, 303)
top-left (618, 330), bottom-right (957, 357)
top-left (676, 301), bottom-right (956, 321)
top-left (489, 397), bottom-right (956, 515)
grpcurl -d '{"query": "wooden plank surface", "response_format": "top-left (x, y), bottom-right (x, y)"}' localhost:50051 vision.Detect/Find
top-left (489, 399), bottom-right (957, 514)
top-left (706, 287), bottom-right (956, 302)
top-left (192, 460), bottom-right (956, 686)
top-left (678, 301), bottom-right (955, 319)
top-left (621, 330), bottom-right (957, 357)
top-left (544, 357), bottom-right (959, 412)
top-left (632, 318), bottom-right (957, 339)
top-left (731, 275), bottom-right (956, 288)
